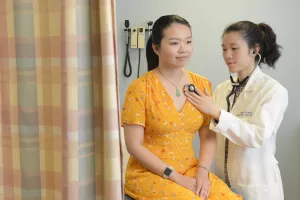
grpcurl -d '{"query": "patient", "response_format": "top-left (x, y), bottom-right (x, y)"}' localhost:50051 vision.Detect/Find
top-left (122, 14), bottom-right (242, 200)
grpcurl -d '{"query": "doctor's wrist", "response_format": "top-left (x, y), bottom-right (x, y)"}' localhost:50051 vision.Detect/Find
top-left (211, 107), bottom-right (221, 121)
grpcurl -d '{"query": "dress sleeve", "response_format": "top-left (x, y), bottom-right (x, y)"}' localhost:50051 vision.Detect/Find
top-left (121, 80), bottom-right (146, 127)
top-left (202, 79), bottom-right (213, 126)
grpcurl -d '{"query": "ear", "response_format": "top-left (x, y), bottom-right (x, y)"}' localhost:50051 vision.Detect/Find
top-left (152, 44), bottom-right (160, 55)
top-left (251, 45), bottom-right (260, 56)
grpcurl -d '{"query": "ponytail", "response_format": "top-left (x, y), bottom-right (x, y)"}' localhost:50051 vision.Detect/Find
top-left (258, 23), bottom-right (282, 68)
top-left (146, 36), bottom-right (159, 71)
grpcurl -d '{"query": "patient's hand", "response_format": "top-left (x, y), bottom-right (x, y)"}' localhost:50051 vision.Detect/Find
top-left (171, 172), bottom-right (197, 193)
top-left (195, 168), bottom-right (210, 199)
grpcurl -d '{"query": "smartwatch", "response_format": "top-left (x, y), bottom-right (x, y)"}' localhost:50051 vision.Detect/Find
top-left (163, 166), bottom-right (174, 179)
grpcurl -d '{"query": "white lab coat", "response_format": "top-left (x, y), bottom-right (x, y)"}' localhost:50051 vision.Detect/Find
top-left (210, 67), bottom-right (288, 200)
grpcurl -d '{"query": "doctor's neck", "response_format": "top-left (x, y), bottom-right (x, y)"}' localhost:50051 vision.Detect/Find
top-left (237, 64), bottom-right (256, 81)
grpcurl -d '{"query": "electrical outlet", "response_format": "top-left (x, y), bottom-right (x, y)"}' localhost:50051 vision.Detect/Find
top-left (137, 27), bottom-right (145, 49)
top-left (130, 27), bottom-right (138, 48)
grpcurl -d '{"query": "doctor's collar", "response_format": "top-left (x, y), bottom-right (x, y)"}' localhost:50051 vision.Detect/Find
top-left (227, 66), bottom-right (263, 92)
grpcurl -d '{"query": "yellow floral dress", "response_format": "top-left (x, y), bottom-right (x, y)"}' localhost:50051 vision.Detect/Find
top-left (121, 71), bottom-right (242, 200)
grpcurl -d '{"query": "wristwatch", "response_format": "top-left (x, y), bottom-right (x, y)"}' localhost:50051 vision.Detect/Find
top-left (162, 166), bottom-right (174, 179)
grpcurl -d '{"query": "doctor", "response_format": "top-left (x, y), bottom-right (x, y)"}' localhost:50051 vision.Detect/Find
top-left (184, 21), bottom-right (288, 200)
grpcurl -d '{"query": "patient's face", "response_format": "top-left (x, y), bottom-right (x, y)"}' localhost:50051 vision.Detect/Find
top-left (154, 23), bottom-right (193, 69)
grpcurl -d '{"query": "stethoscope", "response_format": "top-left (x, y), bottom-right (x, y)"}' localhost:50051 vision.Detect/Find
top-left (226, 75), bottom-right (249, 112)
top-left (186, 84), bottom-right (199, 95)
top-left (226, 52), bottom-right (261, 111)
top-left (222, 63), bottom-right (257, 188)
top-left (185, 77), bottom-right (249, 107)
top-left (225, 52), bottom-right (261, 187)
top-left (185, 53), bottom-right (261, 110)
top-left (185, 53), bottom-right (261, 188)
top-left (185, 73), bottom-right (250, 107)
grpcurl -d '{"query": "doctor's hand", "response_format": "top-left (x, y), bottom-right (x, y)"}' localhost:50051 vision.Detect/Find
top-left (184, 86), bottom-right (221, 120)
top-left (195, 167), bottom-right (210, 199)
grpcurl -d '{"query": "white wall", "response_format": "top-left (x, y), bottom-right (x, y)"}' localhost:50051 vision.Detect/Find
top-left (116, 0), bottom-right (300, 199)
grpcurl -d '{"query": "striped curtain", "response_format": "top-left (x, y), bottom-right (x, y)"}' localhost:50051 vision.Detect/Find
top-left (0, 0), bottom-right (122, 200)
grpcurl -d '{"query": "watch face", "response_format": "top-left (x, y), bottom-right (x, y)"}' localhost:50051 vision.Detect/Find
top-left (164, 167), bottom-right (173, 176)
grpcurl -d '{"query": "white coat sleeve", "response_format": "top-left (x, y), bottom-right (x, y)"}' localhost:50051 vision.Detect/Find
top-left (210, 85), bottom-right (288, 148)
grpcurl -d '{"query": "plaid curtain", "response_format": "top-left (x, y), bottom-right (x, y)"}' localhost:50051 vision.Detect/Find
top-left (0, 0), bottom-right (122, 199)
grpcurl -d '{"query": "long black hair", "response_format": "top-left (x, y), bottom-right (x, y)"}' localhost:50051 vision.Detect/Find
top-left (146, 15), bottom-right (191, 71)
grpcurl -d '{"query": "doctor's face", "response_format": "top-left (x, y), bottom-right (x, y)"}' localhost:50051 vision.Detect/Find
top-left (222, 31), bottom-right (255, 73)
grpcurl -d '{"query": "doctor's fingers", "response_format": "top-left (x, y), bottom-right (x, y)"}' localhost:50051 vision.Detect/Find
top-left (185, 90), bottom-right (202, 101)
top-left (194, 87), bottom-right (206, 97)
top-left (186, 94), bottom-right (202, 107)
top-left (203, 87), bottom-right (212, 97)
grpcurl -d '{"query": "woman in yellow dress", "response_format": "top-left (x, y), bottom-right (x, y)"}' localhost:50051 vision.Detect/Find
top-left (121, 15), bottom-right (242, 200)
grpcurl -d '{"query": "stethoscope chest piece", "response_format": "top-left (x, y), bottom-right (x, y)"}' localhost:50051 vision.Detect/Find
top-left (186, 84), bottom-right (199, 95)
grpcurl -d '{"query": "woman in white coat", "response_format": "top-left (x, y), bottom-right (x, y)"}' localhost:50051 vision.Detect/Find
top-left (184, 21), bottom-right (288, 200)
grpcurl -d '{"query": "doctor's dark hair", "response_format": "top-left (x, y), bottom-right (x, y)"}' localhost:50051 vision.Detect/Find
top-left (146, 15), bottom-right (191, 71)
top-left (222, 21), bottom-right (282, 68)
